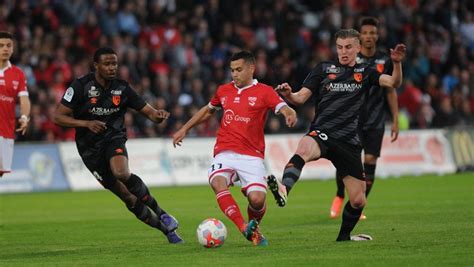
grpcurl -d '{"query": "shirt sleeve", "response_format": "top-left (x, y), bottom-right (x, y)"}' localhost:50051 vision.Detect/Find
top-left (17, 70), bottom-right (28, 97)
top-left (208, 86), bottom-right (221, 110)
top-left (302, 63), bottom-right (324, 94)
top-left (368, 67), bottom-right (382, 87)
top-left (60, 79), bottom-right (82, 109)
top-left (264, 86), bottom-right (287, 114)
top-left (126, 85), bottom-right (147, 111)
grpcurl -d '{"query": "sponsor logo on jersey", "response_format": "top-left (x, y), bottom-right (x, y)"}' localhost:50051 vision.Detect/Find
top-left (111, 90), bottom-right (122, 95)
top-left (326, 82), bottom-right (362, 92)
top-left (233, 97), bottom-right (240, 103)
top-left (354, 73), bottom-right (363, 82)
top-left (328, 74), bottom-right (337, 80)
top-left (248, 97), bottom-right (257, 106)
top-left (356, 56), bottom-right (366, 64)
top-left (325, 65), bottom-right (341, 74)
top-left (88, 86), bottom-right (100, 97)
top-left (0, 94), bottom-right (14, 103)
top-left (354, 67), bottom-right (365, 72)
top-left (375, 59), bottom-right (386, 64)
top-left (63, 87), bottom-right (74, 102)
top-left (112, 95), bottom-right (120, 106)
top-left (89, 107), bottom-right (120, 116)
top-left (223, 109), bottom-right (251, 126)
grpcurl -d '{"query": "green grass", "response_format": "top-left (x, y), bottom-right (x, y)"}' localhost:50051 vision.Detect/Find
top-left (1, 173), bottom-right (473, 266)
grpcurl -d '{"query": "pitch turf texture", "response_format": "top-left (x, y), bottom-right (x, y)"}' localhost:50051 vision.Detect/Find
top-left (1, 173), bottom-right (473, 266)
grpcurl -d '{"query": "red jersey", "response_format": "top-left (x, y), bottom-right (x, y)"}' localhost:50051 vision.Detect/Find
top-left (209, 80), bottom-right (287, 158)
top-left (0, 62), bottom-right (28, 139)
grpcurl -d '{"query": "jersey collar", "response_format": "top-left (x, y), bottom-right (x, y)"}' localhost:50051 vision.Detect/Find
top-left (233, 79), bottom-right (258, 91)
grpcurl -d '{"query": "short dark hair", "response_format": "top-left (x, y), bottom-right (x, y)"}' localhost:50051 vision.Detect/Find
top-left (334, 29), bottom-right (360, 41)
top-left (229, 51), bottom-right (255, 64)
top-left (359, 17), bottom-right (379, 29)
top-left (0, 31), bottom-right (14, 40)
top-left (93, 47), bottom-right (116, 63)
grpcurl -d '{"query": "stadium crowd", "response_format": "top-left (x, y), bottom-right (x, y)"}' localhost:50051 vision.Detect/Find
top-left (1, 0), bottom-right (473, 142)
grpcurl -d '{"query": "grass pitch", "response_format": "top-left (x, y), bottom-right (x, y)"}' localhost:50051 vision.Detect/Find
top-left (1, 173), bottom-right (473, 266)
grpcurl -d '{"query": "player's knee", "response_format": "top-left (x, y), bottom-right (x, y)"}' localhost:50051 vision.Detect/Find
top-left (112, 168), bottom-right (131, 182)
top-left (210, 176), bottom-right (228, 193)
top-left (247, 191), bottom-right (266, 210)
top-left (350, 196), bottom-right (366, 209)
top-left (364, 155), bottom-right (377, 165)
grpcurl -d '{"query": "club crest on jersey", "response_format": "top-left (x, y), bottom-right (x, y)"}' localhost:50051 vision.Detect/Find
top-left (220, 97), bottom-right (227, 106)
top-left (90, 97), bottom-right (97, 104)
top-left (376, 64), bottom-right (384, 73)
top-left (12, 80), bottom-right (19, 90)
top-left (354, 73), bottom-right (363, 82)
top-left (112, 95), bottom-right (120, 106)
top-left (88, 86), bottom-right (100, 97)
top-left (248, 97), bottom-right (257, 106)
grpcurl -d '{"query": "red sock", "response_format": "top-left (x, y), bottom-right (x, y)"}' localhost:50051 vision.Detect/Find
top-left (216, 190), bottom-right (246, 232)
top-left (248, 203), bottom-right (266, 223)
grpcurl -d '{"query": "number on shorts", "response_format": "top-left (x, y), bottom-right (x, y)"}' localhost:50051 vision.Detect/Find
top-left (211, 163), bottom-right (223, 172)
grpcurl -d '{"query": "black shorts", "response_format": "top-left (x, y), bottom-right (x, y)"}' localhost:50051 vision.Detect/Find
top-left (359, 128), bottom-right (385, 157)
top-left (77, 137), bottom-right (128, 188)
top-left (307, 132), bottom-right (364, 181)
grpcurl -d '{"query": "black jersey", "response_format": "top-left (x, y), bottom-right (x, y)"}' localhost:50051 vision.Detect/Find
top-left (356, 51), bottom-right (393, 130)
top-left (60, 72), bottom-right (146, 149)
top-left (302, 61), bottom-right (381, 146)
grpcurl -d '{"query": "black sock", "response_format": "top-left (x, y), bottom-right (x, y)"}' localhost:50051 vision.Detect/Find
top-left (127, 200), bottom-right (166, 232)
top-left (282, 154), bottom-right (305, 194)
top-left (336, 201), bottom-right (363, 241)
top-left (336, 170), bottom-right (345, 198)
top-left (125, 174), bottom-right (165, 216)
top-left (364, 164), bottom-right (376, 197)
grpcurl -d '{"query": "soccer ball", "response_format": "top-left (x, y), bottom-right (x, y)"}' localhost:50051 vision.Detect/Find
top-left (196, 218), bottom-right (227, 248)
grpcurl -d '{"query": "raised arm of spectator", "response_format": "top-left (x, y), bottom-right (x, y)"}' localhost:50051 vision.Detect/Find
top-left (379, 44), bottom-right (406, 88)
top-left (275, 83), bottom-right (312, 106)
top-left (172, 105), bottom-right (216, 147)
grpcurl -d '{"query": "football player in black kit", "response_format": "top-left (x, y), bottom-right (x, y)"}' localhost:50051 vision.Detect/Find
top-left (54, 47), bottom-right (183, 244)
top-left (330, 17), bottom-right (400, 220)
top-left (267, 29), bottom-right (406, 241)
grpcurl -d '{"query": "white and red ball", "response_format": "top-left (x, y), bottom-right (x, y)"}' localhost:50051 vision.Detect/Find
top-left (196, 218), bottom-right (227, 248)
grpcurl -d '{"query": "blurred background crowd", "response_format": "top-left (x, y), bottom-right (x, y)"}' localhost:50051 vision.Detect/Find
top-left (1, 0), bottom-right (473, 142)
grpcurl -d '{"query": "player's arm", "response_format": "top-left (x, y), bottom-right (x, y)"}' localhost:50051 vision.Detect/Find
top-left (379, 44), bottom-right (406, 88)
top-left (275, 83), bottom-right (312, 106)
top-left (278, 105), bottom-right (297, 128)
top-left (16, 95), bottom-right (31, 135)
top-left (386, 87), bottom-right (399, 142)
top-left (172, 105), bottom-right (216, 147)
top-left (53, 103), bottom-right (107, 134)
top-left (139, 103), bottom-right (170, 123)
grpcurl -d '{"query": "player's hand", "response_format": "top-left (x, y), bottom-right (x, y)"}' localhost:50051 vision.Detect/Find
top-left (154, 109), bottom-right (170, 123)
top-left (390, 44), bottom-right (406, 63)
top-left (172, 129), bottom-right (187, 148)
top-left (285, 110), bottom-right (297, 128)
top-left (16, 115), bottom-right (29, 135)
top-left (275, 83), bottom-right (292, 97)
top-left (391, 120), bottom-right (399, 142)
top-left (86, 120), bottom-right (107, 134)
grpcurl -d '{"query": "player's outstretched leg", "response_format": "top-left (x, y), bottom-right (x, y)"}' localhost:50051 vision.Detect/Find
top-left (267, 175), bottom-right (287, 207)
top-left (124, 174), bottom-right (184, 243)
